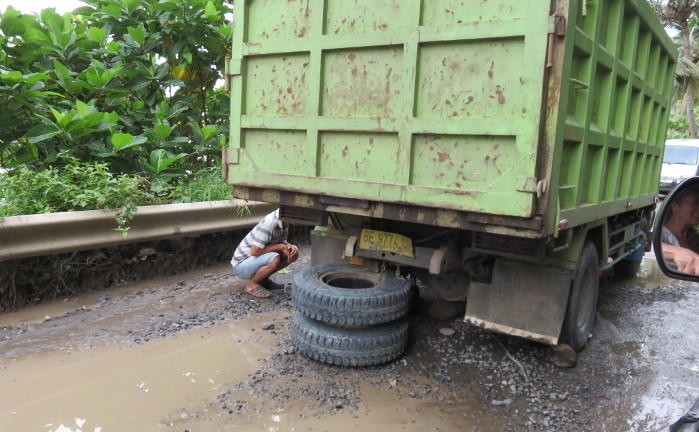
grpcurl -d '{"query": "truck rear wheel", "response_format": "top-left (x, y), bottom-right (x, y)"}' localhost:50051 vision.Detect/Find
top-left (291, 312), bottom-right (409, 367)
top-left (292, 264), bottom-right (411, 327)
top-left (560, 243), bottom-right (599, 352)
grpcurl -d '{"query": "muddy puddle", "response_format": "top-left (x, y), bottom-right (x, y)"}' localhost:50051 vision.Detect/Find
top-left (0, 317), bottom-right (488, 432)
top-left (0, 314), bottom-right (271, 432)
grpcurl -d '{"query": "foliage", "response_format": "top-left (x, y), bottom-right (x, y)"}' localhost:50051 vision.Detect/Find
top-left (0, 159), bottom-right (162, 231)
top-left (0, 0), bottom-right (232, 189)
top-left (649, 0), bottom-right (699, 137)
top-left (169, 165), bottom-right (233, 203)
top-left (667, 112), bottom-right (697, 137)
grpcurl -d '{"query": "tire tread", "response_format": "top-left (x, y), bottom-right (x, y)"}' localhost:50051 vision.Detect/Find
top-left (291, 312), bottom-right (408, 367)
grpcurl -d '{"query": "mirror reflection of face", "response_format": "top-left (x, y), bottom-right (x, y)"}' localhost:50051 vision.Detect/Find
top-left (671, 194), bottom-right (699, 227)
top-left (660, 186), bottom-right (699, 276)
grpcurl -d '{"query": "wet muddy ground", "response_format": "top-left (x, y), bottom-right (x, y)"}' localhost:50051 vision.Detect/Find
top-left (1, 249), bottom-right (698, 432)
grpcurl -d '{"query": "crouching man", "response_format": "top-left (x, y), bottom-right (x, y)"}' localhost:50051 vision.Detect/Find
top-left (231, 209), bottom-right (299, 298)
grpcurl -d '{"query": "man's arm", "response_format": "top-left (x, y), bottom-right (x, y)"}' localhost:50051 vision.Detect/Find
top-left (661, 243), bottom-right (699, 275)
top-left (250, 243), bottom-right (289, 258)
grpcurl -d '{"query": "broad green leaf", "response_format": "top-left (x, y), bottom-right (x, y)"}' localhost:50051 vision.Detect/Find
top-left (26, 124), bottom-right (61, 144)
top-left (205, 1), bottom-right (217, 16)
top-left (82, 112), bottom-right (106, 129)
top-left (1, 16), bottom-right (25, 36)
top-left (124, 0), bottom-right (140, 13)
top-left (27, 141), bottom-right (39, 159)
top-left (23, 72), bottom-right (50, 86)
top-left (40, 9), bottom-right (63, 33)
top-left (72, 6), bottom-right (96, 15)
top-left (127, 25), bottom-right (145, 45)
top-left (112, 133), bottom-right (146, 151)
top-left (1, 70), bottom-right (22, 81)
top-left (205, 1), bottom-right (219, 21)
top-left (106, 41), bottom-right (121, 53)
top-left (52, 59), bottom-right (78, 94)
top-left (171, 64), bottom-right (187, 80)
top-left (21, 15), bottom-right (48, 41)
top-left (52, 59), bottom-right (71, 80)
top-left (84, 69), bottom-right (106, 87)
top-left (28, 81), bottom-right (46, 91)
top-left (148, 149), bottom-right (186, 173)
top-left (2, 6), bottom-right (20, 19)
top-left (104, 4), bottom-right (121, 16)
top-left (111, 133), bottom-right (134, 150)
top-left (101, 66), bottom-right (122, 83)
top-left (8, 150), bottom-right (39, 166)
top-left (86, 26), bottom-right (106, 44)
top-left (216, 24), bottom-right (232, 37)
top-left (74, 100), bottom-right (95, 118)
top-left (50, 107), bottom-right (76, 128)
top-left (128, 78), bottom-right (151, 92)
top-left (130, 135), bottom-right (147, 146)
top-left (37, 91), bottom-right (65, 97)
top-left (96, 112), bottom-right (119, 131)
top-left (122, 33), bottom-right (139, 48)
top-left (154, 124), bottom-right (173, 139)
top-left (200, 125), bottom-right (219, 141)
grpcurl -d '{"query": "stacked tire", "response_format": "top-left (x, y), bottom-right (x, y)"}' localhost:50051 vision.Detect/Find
top-left (291, 264), bottom-right (412, 366)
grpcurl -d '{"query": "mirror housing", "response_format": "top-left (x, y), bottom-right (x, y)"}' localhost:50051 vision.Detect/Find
top-left (653, 176), bottom-right (699, 281)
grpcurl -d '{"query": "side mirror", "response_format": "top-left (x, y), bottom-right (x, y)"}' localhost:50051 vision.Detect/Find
top-left (653, 176), bottom-right (699, 281)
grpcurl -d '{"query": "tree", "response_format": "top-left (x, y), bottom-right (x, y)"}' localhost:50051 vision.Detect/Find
top-left (0, 0), bottom-right (233, 188)
top-left (651, 0), bottom-right (699, 137)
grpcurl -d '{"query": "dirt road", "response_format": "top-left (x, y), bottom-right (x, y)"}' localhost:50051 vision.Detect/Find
top-left (1, 250), bottom-right (697, 431)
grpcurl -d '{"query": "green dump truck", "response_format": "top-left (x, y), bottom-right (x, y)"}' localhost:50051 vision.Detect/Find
top-left (223, 0), bottom-right (677, 351)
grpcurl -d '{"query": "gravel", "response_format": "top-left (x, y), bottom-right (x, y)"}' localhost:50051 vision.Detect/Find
top-left (1, 252), bottom-right (694, 431)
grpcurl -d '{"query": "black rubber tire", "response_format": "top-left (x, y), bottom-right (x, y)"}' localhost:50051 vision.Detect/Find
top-left (560, 243), bottom-right (600, 352)
top-left (292, 264), bottom-right (411, 327)
top-left (291, 311), bottom-right (409, 367)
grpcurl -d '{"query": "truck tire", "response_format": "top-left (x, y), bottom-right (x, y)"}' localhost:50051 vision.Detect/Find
top-left (291, 311), bottom-right (408, 367)
top-left (560, 243), bottom-right (600, 352)
top-left (292, 264), bottom-right (411, 327)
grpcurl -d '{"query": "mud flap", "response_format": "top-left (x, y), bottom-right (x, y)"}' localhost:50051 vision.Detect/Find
top-left (464, 259), bottom-right (573, 345)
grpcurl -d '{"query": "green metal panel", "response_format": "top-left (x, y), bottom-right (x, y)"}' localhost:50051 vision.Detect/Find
top-left (545, 0), bottom-right (677, 234)
top-left (228, 0), bottom-right (551, 218)
top-left (227, 0), bottom-right (676, 234)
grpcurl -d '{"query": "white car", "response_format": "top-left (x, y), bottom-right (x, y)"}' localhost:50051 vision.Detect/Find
top-left (660, 139), bottom-right (699, 196)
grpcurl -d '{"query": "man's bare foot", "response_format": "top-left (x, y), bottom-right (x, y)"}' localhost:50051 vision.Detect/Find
top-left (261, 279), bottom-right (285, 291)
top-left (244, 283), bottom-right (272, 299)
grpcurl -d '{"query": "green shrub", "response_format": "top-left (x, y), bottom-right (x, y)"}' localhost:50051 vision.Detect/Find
top-left (0, 160), bottom-right (163, 231)
top-left (0, 1), bottom-right (232, 186)
top-left (169, 165), bottom-right (233, 203)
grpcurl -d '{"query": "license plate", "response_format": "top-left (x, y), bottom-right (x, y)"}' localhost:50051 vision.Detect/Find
top-left (359, 229), bottom-right (414, 258)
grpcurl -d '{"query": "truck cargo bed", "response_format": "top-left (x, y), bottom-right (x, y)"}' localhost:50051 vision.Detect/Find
top-left (225, 0), bottom-right (676, 235)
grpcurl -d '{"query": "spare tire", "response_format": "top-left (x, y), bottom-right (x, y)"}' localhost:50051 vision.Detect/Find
top-left (291, 312), bottom-right (409, 367)
top-left (292, 264), bottom-right (411, 327)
